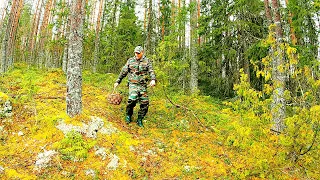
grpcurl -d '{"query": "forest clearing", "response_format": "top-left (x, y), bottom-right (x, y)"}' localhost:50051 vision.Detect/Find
top-left (0, 0), bottom-right (320, 179)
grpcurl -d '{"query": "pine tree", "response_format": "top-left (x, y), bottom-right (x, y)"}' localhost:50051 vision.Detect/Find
top-left (66, 0), bottom-right (85, 117)
top-left (190, 0), bottom-right (198, 94)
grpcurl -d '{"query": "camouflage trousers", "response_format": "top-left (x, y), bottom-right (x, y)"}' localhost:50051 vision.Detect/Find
top-left (126, 84), bottom-right (149, 119)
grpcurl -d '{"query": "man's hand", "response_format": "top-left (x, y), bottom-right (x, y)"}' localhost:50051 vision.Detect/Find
top-left (114, 83), bottom-right (119, 89)
top-left (149, 80), bottom-right (156, 87)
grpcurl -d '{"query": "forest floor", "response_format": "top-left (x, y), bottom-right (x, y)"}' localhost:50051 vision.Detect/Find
top-left (0, 64), bottom-right (316, 179)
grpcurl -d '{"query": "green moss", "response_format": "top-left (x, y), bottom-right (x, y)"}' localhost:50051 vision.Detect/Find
top-left (54, 131), bottom-right (96, 162)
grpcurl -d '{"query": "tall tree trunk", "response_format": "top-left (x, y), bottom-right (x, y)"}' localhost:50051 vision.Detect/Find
top-left (179, 0), bottom-right (187, 92)
top-left (0, 1), bottom-right (9, 30)
top-left (146, 0), bottom-right (153, 53)
top-left (285, 0), bottom-right (297, 45)
top-left (109, 0), bottom-right (119, 64)
top-left (38, 0), bottom-right (54, 68)
top-left (190, 0), bottom-right (198, 94)
top-left (62, 2), bottom-right (71, 73)
top-left (197, 0), bottom-right (200, 45)
top-left (66, 0), bottom-right (85, 117)
top-left (144, 0), bottom-right (147, 32)
top-left (264, 0), bottom-right (272, 24)
top-left (271, 0), bottom-right (286, 133)
top-left (29, 0), bottom-right (43, 65)
top-left (316, 12), bottom-right (320, 70)
top-left (1, 0), bottom-right (24, 73)
top-left (1, 0), bottom-right (11, 73)
top-left (8, 0), bottom-right (24, 69)
top-left (93, 0), bottom-right (104, 73)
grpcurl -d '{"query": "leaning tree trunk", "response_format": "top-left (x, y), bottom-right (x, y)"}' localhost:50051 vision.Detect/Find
top-left (190, 0), bottom-right (198, 94)
top-left (271, 0), bottom-right (286, 133)
top-left (66, 0), bottom-right (85, 117)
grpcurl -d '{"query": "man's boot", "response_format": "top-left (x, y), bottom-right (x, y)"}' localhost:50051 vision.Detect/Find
top-left (125, 99), bottom-right (136, 124)
top-left (137, 116), bottom-right (144, 127)
top-left (125, 115), bottom-right (132, 124)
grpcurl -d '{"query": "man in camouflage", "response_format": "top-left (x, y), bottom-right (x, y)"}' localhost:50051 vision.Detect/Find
top-left (114, 46), bottom-right (156, 127)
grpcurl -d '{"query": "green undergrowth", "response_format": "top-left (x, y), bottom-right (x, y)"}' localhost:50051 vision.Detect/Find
top-left (0, 63), bottom-right (319, 179)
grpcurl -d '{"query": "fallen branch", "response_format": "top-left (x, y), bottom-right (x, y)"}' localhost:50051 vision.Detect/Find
top-left (34, 95), bottom-right (65, 100)
top-left (153, 83), bottom-right (214, 132)
top-left (8, 93), bottom-right (65, 100)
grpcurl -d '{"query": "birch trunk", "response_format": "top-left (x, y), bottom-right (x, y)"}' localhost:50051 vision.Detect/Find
top-left (271, 0), bottom-right (286, 133)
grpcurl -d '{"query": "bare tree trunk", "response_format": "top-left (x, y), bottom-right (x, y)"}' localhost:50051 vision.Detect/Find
top-left (1, 0), bottom-right (11, 73)
top-left (66, 0), bottom-right (85, 117)
top-left (264, 0), bottom-right (272, 24)
top-left (144, 0), bottom-right (147, 32)
top-left (284, 0), bottom-right (297, 45)
top-left (62, 9), bottom-right (70, 73)
top-left (316, 12), bottom-right (320, 70)
top-left (221, 31), bottom-right (226, 79)
top-left (271, 0), bottom-right (286, 133)
top-left (146, 0), bottom-right (153, 53)
top-left (222, 53), bottom-right (226, 78)
top-left (0, 1), bottom-right (9, 30)
top-left (197, 0), bottom-right (200, 45)
top-left (1, 0), bottom-right (24, 73)
top-left (38, 0), bottom-right (54, 68)
top-left (29, 0), bottom-right (43, 66)
top-left (93, 0), bottom-right (104, 73)
top-left (179, 0), bottom-right (187, 92)
top-left (190, 0), bottom-right (198, 94)
top-left (8, 0), bottom-right (24, 69)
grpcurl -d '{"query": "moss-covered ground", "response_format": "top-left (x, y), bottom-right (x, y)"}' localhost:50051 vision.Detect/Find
top-left (0, 64), bottom-right (318, 179)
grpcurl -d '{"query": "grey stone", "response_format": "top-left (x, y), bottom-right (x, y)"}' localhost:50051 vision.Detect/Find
top-left (34, 150), bottom-right (58, 171)
top-left (95, 147), bottom-right (107, 160)
top-left (107, 154), bottom-right (119, 170)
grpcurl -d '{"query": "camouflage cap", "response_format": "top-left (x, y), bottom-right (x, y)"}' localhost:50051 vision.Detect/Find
top-left (134, 46), bottom-right (143, 53)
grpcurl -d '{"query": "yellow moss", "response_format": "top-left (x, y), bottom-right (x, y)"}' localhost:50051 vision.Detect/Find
top-left (5, 168), bottom-right (36, 179)
top-left (163, 163), bottom-right (181, 177)
top-left (0, 91), bottom-right (9, 102)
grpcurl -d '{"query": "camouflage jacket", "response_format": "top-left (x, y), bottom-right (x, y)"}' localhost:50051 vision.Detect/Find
top-left (116, 56), bottom-right (156, 86)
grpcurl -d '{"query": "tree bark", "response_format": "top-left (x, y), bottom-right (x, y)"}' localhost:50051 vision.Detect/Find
top-left (62, 2), bottom-right (71, 74)
top-left (284, 0), bottom-right (297, 45)
top-left (146, 0), bottom-right (153, 53)
top-left (190, 0), bottom-right (198, 94)
top-left (1, 0), bottom-right (24, 73)
top-left (316, 12), bottom-right (320, 70)
top-left (66, 0), bottom-right (85, 117)
top-left (38, 0), bottom-right (54, 68)
top-left (29, 0), bottom-right (43, 65)
top-left (264, 0), bottom-right (272, 24)
top-left (93, 0), bottom-right (104, 73)
top-left (271, 0), bottom-right (286, 133)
